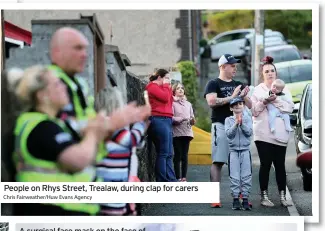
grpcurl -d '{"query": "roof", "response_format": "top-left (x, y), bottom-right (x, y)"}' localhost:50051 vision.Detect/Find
top-left (4, 21), bottom-right (32, 45)
top-left (274, 59), bottom-right (312, 68)
top-left (265, 44), bottom-right (298, 51)
top-left (266, 31), bottom-right (285, 39)
top-left (121, 54), bottom-right (131, 66)
top-left (210, 28), bottom-right (254, 39)
top-left (210, 28), bottom-right (279, 42)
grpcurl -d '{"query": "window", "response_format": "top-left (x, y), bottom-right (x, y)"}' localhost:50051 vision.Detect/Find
top-left (4, 39), bottom-right (23, 59)
top-left (215, 34), bottom-right (234, 43)
top-left (232, 32), bottom-right (250, 40)
top-left (277, 63), bottom-right (312, 84)
top-left (265, 48), bottom-right (301, 63)
top-left (304, 89), bottom-right (312, 120)
top-left (276, 66), bottom-right (291, 83)
top-left (215, 32), bottom-right (249, 44)
top-left (290, 64), bottom-right (312, 83)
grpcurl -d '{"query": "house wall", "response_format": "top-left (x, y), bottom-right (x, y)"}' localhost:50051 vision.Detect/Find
top-left (4, 10), bottom-right (194, 76)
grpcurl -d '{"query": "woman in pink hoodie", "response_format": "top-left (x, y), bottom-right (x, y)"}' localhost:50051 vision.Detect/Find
top-left (251, 56), bottom-right (294, 208)
top-left (172, 82), bottom-right (195, 182)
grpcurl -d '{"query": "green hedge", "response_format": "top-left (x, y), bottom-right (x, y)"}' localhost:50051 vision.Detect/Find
top-left (206, 10), bottom-right (312, 50)
top-left (176, 61), bottom-right (198, 109)
top-left (194, 104), bottom-right (211, 132)
top-left (175, 61), bottom-right (212, 132)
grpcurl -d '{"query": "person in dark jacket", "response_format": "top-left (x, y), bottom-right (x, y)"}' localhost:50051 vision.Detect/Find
top-left (200, 39), bottom-right (211, 78)
top-left (225, 97), bottom-right (253, 211)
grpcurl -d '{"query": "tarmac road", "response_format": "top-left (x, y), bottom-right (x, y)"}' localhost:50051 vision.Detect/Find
top-left (142, 133), bottom-right (312, 216)
top-left (142, 141), bottom-right (290, 216)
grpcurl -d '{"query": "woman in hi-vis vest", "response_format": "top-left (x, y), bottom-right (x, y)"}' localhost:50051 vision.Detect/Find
top-left (4, 65), bottom-right (133, 216)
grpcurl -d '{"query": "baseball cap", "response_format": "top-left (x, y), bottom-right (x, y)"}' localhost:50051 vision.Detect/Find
top-left (218, 54), bottom-right (241, 67)
top-left (229, 97), bottom-right (244, 106)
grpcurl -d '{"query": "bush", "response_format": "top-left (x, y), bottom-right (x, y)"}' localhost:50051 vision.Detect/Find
top-left (205, 10), bottom-right (312, 49)
top-left (199, 38), bottom-right (208, 47)
top-left (176, 61), bottom-right (198, 109)
top-left (175, 61), bottom-right (211, 132)
top-left (194, 104), bottom-right (211, 132)
top-left (207, 10), bottom-right (254, 36)
top-left (265, 10), bottom-right (312, 49)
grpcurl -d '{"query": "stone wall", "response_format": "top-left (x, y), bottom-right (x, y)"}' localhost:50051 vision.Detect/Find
top-left (5, 20), bottom-right (95, 96)
top-left (105, 45), bottom-right (127, 104)
top-left (126, 71), bottom-right (156, 183)
top-left (102, 47), bottom-right (156, 183)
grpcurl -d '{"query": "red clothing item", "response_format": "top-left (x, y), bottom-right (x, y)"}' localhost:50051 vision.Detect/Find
top-left (145, 82), bottom-right (173, 117)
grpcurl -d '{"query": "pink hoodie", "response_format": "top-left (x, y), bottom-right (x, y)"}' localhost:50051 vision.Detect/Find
top-left (251, 83), bottom-right (294, 146)
top-left (172, 97), bottom-right (194, 138)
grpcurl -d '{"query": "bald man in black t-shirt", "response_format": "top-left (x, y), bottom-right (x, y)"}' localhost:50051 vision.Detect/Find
top-left (204, 54), bottom-right (252, 208)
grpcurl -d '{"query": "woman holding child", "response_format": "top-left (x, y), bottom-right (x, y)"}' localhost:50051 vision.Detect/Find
top-left (251, 56), bottom-right (294, 207)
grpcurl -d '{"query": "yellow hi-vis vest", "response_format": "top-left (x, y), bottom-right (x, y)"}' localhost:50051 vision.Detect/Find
top-left (13, 112), bottom-right (100, 215)
top-left (47, 65), bottom-right (106, 162)
top-left (48, 65), bottom-right (96, 119)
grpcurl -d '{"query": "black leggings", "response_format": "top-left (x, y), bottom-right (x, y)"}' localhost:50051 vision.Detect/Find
top-left (173, 136), bottom-right (191, 179)
top-left (255, 141), bottom-right (287, 192)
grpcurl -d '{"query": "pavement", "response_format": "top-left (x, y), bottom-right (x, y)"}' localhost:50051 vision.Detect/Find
top-left (285, 135), bottom-right (313, 216)
top-left (142, 134), bottom-right (312, 216)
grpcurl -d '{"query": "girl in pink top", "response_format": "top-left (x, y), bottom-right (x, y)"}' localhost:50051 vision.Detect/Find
top-left (172, 82), bottom-right (196, 182)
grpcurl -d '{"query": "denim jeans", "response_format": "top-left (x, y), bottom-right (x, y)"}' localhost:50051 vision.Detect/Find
top-left (148, 116), bottom-right (177, 182)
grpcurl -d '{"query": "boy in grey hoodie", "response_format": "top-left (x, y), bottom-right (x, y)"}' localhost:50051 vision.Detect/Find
top-left (225, 97), bottom-right (253, 210)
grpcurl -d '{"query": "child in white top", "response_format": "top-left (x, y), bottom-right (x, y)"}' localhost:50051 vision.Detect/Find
top-left (266, 79), bottom-right (293, 133)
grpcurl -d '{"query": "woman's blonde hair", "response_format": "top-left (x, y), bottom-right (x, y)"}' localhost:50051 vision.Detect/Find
top-left (6, 65), bottom-right (49, 110)
top-left (94, 84), bottom-right (125, 115)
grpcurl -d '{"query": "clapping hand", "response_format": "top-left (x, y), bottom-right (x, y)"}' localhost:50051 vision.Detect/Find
top-left (83, 111), bottom-right (109, 141)
top-left (235, 114), bottom-right (242, 125)
top-left (239, 86), bottom-right (250, 97)
top-left (107, 102), bottom-right (151, 132)
top-left (232, 85), bottom-right (242, 98)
